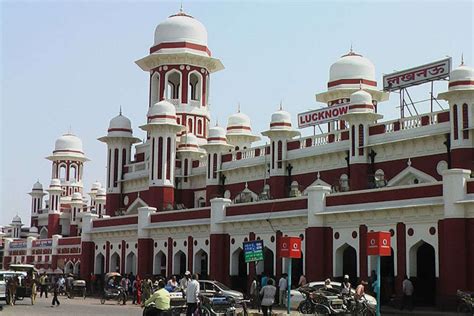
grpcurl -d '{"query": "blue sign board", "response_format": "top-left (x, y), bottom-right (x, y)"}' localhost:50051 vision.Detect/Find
top-left (243, 240), bottom-right (264, 263)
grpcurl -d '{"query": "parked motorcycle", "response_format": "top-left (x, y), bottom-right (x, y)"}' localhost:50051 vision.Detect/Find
top-left (100, 272), bottom-right (127, 305)
top-left (457, 289), bottom-right (474, 314)
top-left (297, 287), bottom-right (345, 314)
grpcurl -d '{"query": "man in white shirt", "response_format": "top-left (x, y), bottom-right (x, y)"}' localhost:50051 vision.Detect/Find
top-left (278, 274), bottom-right (287, 306)
top-left (180, 271), bottom-right (191, 291)
top-left (401, 275), bottom-right (414, 311)
top-left (186, 274), bottom-right (200, 316)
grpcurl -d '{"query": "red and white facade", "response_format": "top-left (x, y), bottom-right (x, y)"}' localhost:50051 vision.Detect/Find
top-left (3, 9), bottom-right (474, 310)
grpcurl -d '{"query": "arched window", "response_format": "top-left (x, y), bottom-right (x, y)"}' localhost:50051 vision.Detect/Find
top-left (184, 158), bottom-right (188, 183)
top-left (453, 104), bottom-right (458, 140)
top-left (213, 153), bottom-right (218, 179)
top-left (166, 71), bottom-right (181, 99)
top-left (59, 164), bottom-right (67, 181)
top-left (158, 137), bottom-right (163, 180)
top-left (70, 165), bottom-right (77, 182)
top-left (166, 137), bottom-right (171, 180)
top-left (197, 120), bottom-right (203, 135)
top-left (462, 103), bottom-right (469, 139)
top-left (358, 124), bottom-right (364, 155)
top-left (113, 148), bottom-right (119, 187)
top-left (189, 72), bottom-right (201, 101)
top-left (277, 140), bottom-right (283, 168)
top-left (188, 118), bottom-right (193, 133)
top-left (351, 125), bottom-right (355, 156)
top-left (150, 72), bottom-right (160, 105)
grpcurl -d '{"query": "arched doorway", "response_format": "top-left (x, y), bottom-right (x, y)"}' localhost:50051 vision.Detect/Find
top-left (370, 248), bottom-right (395, 304)
top-left (154, 251), bottom-right (166, 276)
top-left (194, 249), bottom-right (208, 278)
top-left (40, 227), bottom-right (48, 239)
top-left (65, 261), bottom-right (74, 274)
top-left (256, 247), bottom-right (274, 277)
top-left (410, 241), bottom-right (436, 305)
top-left (95, 253), bottom-right (105, 274)
top-left (292, 252), bottom-right (304, 288)
top-left (74, 261), bottom-right (80, 275)
top-left (126, 252), bottom-right (136, 274)
top-left (110, 252), bottom-right (120, 272)
top-left (230, 248), bottom-right (247, 293)
top-left (336, 243), bottom-right (357, 285)
top-left (173, 251), bottom-right (186, 275)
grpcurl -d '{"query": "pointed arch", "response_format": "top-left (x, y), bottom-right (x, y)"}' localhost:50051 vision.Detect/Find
top-left (165, 70), bottom-right (181, 100)
top-left (335, 243), bottom-right (357, 278)
top-left (408, 240), bottom-right (436, 305)
top-left (65, 261), bottom-right (74, 274)
top-left (74, 261), bottom-right (81, 275)
top-left (188, 71), bottom-right (202, 102)
top-left (231, 247), bottom-right (246, 276)
top-left (125, 197), bottom-right (148, 215)
top-left (194, 249), bottom-right (208, 278)
top-left (126, 252), bottom-right (137, 274)
top-left (95, 253), bottom-right (105, 274)
top-left (110, 252), bottom-right (120, 272)
top-left (39, 227), bottom-right (48, 239)
top-left (256, 247), bottom-right (274, 276)
top-left (173, 250), bottom-right (186, 275)
top-left (150, 71), bottom-right (160, 105)
top-left (154, 251), bottom-right (167, 276)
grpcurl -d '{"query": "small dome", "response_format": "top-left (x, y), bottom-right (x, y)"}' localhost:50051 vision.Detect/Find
top-left (154, 12), bottom-right (207, 47)
top-left (270, 110), bottom-right (293, 130)
top-left (32, 181), bottom-right (43, 191)
top-left (12, 215), bottom-right (22, 224)
top-left (29, 227), bottom-right (38, 233)
top-left (50, 179), bottom-right (61, 187)
top-left (227, 112), bottom-right (252, 135)
top-left (207, 126), bottom-right (228, 145)
top-left (449, 64), bottom-right (474, 90)
top-left (54, 133), bottom-right (84, 154)
top-left (350, 89), bottom-right (373, 105)
top-left (178, 133), bottom-right (200, 151)
top-left (106, 113), bottom-right (133, 137)
top-left (329, 51), bottom-right (376, 89)
top-left (147, 100), bottom-right (177, 124)
top-left (96, 188), bottom-right (106, 197)
top-left (91, 181), bottom-right (101, 191)
top-left (72, 192), bottom-right (82, 201)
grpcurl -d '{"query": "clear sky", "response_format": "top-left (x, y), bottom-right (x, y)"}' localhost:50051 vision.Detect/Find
top-left (1, 0), bottom-right (472, 227)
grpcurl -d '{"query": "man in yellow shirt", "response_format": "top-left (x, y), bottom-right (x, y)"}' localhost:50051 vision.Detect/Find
top-left (143, 279), bottom-right (170, 316)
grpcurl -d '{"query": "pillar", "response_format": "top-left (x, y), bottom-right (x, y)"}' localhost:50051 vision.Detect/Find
top-left (209, 198), bottom-right (231, 284)
top-left (395, 222), bottom-right (406, 297)
top-left (137, 206), bottom-right (155, 277)
top-left (80, 213), bottom-right (98, 279)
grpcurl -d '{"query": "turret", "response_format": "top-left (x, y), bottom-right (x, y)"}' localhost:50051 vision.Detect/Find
top-left (69, 192), bottom-right (83, 236)
top-left (10, 215), bottom-right (23, 239)
top-left (135, 9), bottom-right (224, 145)
top-left (438, 62), bottom-right (474, 170)
top-left (46, 179), bottom-right (62, 237)
top-left (95, 188), bottom-right (106, 217)
top-left (140, 100), bottom-right (185, 210)
top-left (29, 181), bottom-right (46, 228)
top-left (262, 108), bottom-right (300, 198)
top-left (99, 112), bottom-right (140, 216)
top-left (226, 109), bottom-right (260, 150)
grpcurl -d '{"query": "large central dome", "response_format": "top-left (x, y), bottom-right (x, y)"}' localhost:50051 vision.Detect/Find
top-left (329, 51), bottom-right (375, 82)
top-left (154, 11), bottom-right (208, 47)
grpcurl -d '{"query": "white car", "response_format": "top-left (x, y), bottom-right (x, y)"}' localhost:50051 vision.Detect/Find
top-left (286, 281), bottom-right (377, 310)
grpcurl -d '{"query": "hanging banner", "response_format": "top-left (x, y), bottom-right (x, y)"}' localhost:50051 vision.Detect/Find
top-left (383, 58), bottom-right (451, 91)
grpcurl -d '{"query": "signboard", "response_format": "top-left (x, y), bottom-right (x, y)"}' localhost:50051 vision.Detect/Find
top-left (33, 239), bottom-right (53, 248)
top-left (298, 102), bottom-right (349, 128)
top-left (383, 57), bottom-right (451, 91)
top-left (367, 231), bottom-right (391, 256)
top-left (9, 241), bottom-right (27, 249)
top-left (279, 236), bottom-right (302, 258)
top-left (243, 240), bottom-right (264, 263)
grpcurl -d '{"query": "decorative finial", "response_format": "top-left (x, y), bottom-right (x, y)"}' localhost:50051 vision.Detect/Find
top-left (119, 105), bottom-right (122, 116)
top-left (407, 158), bottom-right (412, 167)
top-left (68, 125), bottom-right (72, 134)
top-left (180, 1), bottom-right (183, 12)
top-left (237, 102), bottom-right (241, 113)
top-left (279, 100), bottom-right (283, 111)
top-left (461, 53), bottom-right (464, 66)
top-left (350, 42), bottom-right (353, 53)
top-left (245, 182), bottom-right (248, 189)
top-left (215, 117), bottom-right (219, 127)
top-left (359, 80), bottom-right (363, 90)
top-left (317, 171), bottom-right (321, 179)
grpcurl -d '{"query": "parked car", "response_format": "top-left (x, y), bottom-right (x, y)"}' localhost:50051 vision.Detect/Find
top-left (286, 281), bottom-right (377, 310)
top-left (198, 280), bottom-right (244, 300)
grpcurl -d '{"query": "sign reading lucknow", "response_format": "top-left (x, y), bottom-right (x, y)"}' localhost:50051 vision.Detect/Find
top-left (243, 240), bottom-right (264, 263)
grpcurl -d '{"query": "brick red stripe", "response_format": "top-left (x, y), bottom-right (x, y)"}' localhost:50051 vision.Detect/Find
top-left (328, 79), bottom-right (377, 88)
top-left (270, 122), bottom-right (291, 127)
top-left (349, 104), bottom-right (374, 110)
top-left (150, 41), bottom-right (211, 56)
top-left (178, 143), bottom-right (199, 148)
top-left (226, 126), bottom-right (252, 131)
top-left (208, 137), bottom-right (227, 142)
top-left (148, 114), bottom-right (177, 120)
top-left (53, 149), bottom-right (84, 154)
top-left (108, 128), bottom-right (132, 133)
top-left (449, 80), bottom-right (474, 87)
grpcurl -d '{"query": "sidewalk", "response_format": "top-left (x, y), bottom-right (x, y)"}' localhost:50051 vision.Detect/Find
top-left (244, 306), bottom-right (465, 315)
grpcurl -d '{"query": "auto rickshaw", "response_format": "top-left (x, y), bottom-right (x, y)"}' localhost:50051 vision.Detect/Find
top-left (100, 272), bottom-right (127, 305)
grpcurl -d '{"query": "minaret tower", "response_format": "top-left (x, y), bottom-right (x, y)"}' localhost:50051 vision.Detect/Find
top-left (99, 112), bottom-right (140, 216)
top-left (47, 179), bottom-right (62, 237)
top-left (140, 100), bottom-right (185, 210)
top-left (46, 133), bottom-right (89, 197)
top-left (29, 181), bottom-right (46, 228)
top-left (135, 8), bottom-right (224, 145)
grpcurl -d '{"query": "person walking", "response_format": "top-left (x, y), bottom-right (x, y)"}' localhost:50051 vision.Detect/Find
top-left (186, 274), bottom-right (200, 316)
top-left (39, 273), bottom-right (48, 298)
top-left (401, 275), bottom-right (414, 311)
top-left (51, 280), bottom-right (61, 307)
top-left (142, 279), bottom-right (170, 316)
top-left (340, 275), bottom-right (351, 296)
top-left (180, 271), bottom-right (191, 292)
top-left (249, 277), bottom-right (260, 310)
top-left (260, 279), bottom-right (276, 316)
top-left (278, 274), bottom-right (287, 306)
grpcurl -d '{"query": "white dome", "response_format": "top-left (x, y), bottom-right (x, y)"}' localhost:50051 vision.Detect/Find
top-left (178, 133), bottom-right (199, 150)
top-left (329, 52), bottom-right (375, 85)
top-left (54, 134), bottom-right (84, 154)
top-left (50, 178), bottom-right (61, 187)
top-left (32, 181), bottom-right (43, 191)
top-left (12, 215), bottom-right (22, 224)
top-left (96, 188), bottom-right (106, 197)
top-left (72, 192), bottom-right (82, 201)
top-left (350, 90), bottom-right (373, 105)
top-left (147, 100), bottom-right (177, 124)
top-left (227, 112), bottom-right (252, 134)
top-left (207, 126), bottom-right (228, 144)
top-left (270, 110), bottom-right (293, 130)
top-left (154, 12), bottom-right (207, 47)
top-left (449, 64), bottom-right (474, 90)
top-left (109, 113), bottom-right (132, 133)
top-left (91, 181), bottom-right (101, 191)
top-left (29, 227), bottom-right (38, 233)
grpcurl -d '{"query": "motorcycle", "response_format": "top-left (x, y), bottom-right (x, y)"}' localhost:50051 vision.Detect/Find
top-left (457, 289), bottom-right (474, 314)
top-left (297, 287), bottom-right (345, 314)
top-left (100, 272), bottom-right (127, 305)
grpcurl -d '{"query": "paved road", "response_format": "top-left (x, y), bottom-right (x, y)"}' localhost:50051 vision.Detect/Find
top-left (1, 296), bottom-right (143, 316)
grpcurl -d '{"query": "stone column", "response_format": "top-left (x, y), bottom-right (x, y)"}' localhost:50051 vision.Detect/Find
top-left (80, 213), bottom-right (98, 279)
top-left (137, 207), bottom-right (155, 277)
top-left (209, 198), bottom-right (231, 284)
